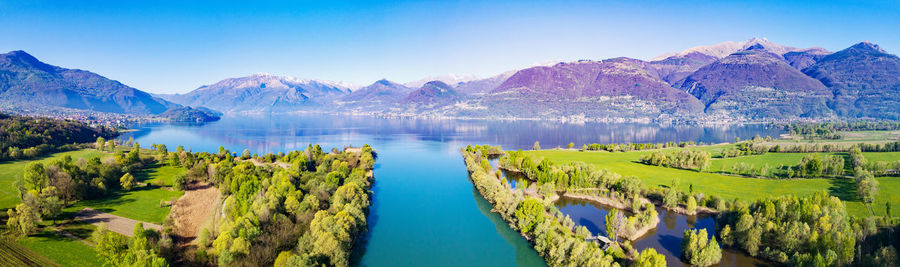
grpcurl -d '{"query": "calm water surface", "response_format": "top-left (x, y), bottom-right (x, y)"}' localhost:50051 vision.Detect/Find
top-left (556, 197), bottom-right (766, 266)
top-left (120, 114), bottom-right (782, 266)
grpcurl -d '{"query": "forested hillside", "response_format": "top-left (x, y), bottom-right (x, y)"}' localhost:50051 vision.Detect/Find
top-left (0, 113), bottom-right (117, 161)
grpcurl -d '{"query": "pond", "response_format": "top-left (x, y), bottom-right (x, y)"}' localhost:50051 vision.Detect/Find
top-left (119, 114), bottom-right (782, 266)
top-left (556, 196), bottom-right (768, 266)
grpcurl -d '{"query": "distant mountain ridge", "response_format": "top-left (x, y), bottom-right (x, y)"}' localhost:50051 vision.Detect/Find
top-left (678, 44), bottom-right (834, 119)
top-left (0, 50), bottom-right (176, 114)
top-left (651, 37), bottom-right (800, 61)
top-left (803, 42), bottom-right (900, 120)
top-left (161, 73), bottom-right (353, 113)
top-left (5, 38), bottom-right (900, 123)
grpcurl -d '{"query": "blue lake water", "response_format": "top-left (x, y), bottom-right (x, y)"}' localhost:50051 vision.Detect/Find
top-left (119, 114), bottom-right (782, 266)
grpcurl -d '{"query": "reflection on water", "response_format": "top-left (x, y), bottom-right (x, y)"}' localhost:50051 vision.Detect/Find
top-left (555, 197), bottom-right (769, 267)
top-left (122, 114), bottom-right (782, 153)
top-left (119, 114), bottom-right (782, 266)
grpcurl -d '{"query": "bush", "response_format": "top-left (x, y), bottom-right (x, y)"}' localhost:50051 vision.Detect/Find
top-left (681, 228), bottom-right (722, 266)
top-left (174, 174), bottom-right (188, 190)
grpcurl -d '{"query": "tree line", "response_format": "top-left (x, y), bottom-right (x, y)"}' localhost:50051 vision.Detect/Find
top-left (639, 149), bottom-right (711, 172)
top-left (581, 141), bottom-right (697, 152)
top-left (782, 121), bottom-right (900, 140)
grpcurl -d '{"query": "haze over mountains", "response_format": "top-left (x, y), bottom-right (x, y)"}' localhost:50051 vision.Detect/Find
top-left (3, 38), bottom-right (900, 123)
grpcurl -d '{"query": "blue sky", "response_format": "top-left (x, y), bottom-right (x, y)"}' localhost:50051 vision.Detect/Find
top-left (1, 0), bottom-right (899, 94)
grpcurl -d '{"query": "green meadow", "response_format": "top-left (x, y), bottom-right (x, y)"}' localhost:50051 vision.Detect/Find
top-left (524, 147), bottom-right (900, 218)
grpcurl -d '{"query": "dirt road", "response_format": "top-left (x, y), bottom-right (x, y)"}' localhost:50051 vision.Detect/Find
top-left (74, 208), bottom-right (162, 237)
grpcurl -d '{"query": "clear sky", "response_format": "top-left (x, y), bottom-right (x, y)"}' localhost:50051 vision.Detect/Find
top-left (2, 0), bottom-right (899, 94)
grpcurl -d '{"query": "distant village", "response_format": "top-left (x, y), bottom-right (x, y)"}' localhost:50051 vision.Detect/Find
top-left (0, 102), bottom-right (164, 128)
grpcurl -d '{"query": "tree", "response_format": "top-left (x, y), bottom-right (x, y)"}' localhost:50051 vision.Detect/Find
top-left (514, 198), bottom-right (546, 234)
top-left (38, 186), bottom-right (63, 221)
top-left (663, 188), bottom-right (678, 209)
top-left (241, 149), bottom-right (251, 160)
top-left (566, 142), bottom-right (574, 149)
top-left (6, 203), bottom-right (39, 235)
top-left (174, 174), bottom-right (188, 190)
top-left (107, 140), bottom-right (117, 151)
top-left (605, 209), bottom-right (624, 242)
top-left (856, 168), bottom-right (879, 206)
top-left (685, 195), bottom-right (698, 213)
top-left (120, 173), bottom-right (135, 191)
top-left (682, 228), bottom-right (722, 266)
top-left (634, 248), bottom-right (666, 267)
top-left (533, 141), bottom-right (541, 150)
top-left (95, 226), bottom-right (130, 265)
top-left (21, 162), bottom-right (47, 194)
top-left (96, 137), bottom-right (106, 151)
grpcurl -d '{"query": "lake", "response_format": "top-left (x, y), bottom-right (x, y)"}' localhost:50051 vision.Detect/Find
top-left (119, 114), bottom-right (783, 266)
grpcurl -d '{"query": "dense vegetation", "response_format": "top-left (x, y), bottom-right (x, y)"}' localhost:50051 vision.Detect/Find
top-left (201, 144), bottom-right (376, 266)
top-left (784, 121), bottom-right (900, 140)
top-left (3, 137), bottom-right (377, 267)
top-left (0, 113), bottom-right (117, 161)
top-left (463, 146), bottom-right (621, 266)
top-left (717, 192), bottom-right (863, 265)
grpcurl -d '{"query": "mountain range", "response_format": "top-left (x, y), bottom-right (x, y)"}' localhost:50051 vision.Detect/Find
top-left (3, 38), bottom-right (900, 123)
top-left (0, 50), bottom-right (175, 114)
top-left (0, 50), bottom-right (219, 121)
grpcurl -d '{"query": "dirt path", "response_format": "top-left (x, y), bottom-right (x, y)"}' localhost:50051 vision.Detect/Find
top-left (74, 208), bottom-right (162, 237)
top-left (170, 181), bottom-right (221, 246)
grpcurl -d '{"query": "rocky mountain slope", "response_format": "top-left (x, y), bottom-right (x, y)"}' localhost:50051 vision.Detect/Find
top-left (677, 44), bottom-right (834, 119)
top-left (804, 42), bottom-right (900, 120)
top-left (454, 58), bottom-right (703, 120)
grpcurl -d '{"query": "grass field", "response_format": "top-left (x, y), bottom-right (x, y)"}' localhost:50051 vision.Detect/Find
top-left (135, 163), bottom-right (184, 187)
top-left (18, 230), bottom-right (102, 267)
top-left (524, 148), bottom-right (900, 217)
top-left (0, 150), bottom-right (106, 211)
top-left (709, 152), bottom-right (843, 173)
top-left (67, 162), bottom-right (185, 224)
top-left (862, 152), bottom-right (900, 163)
top-left (66, 184), bottom-right (183, 224)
